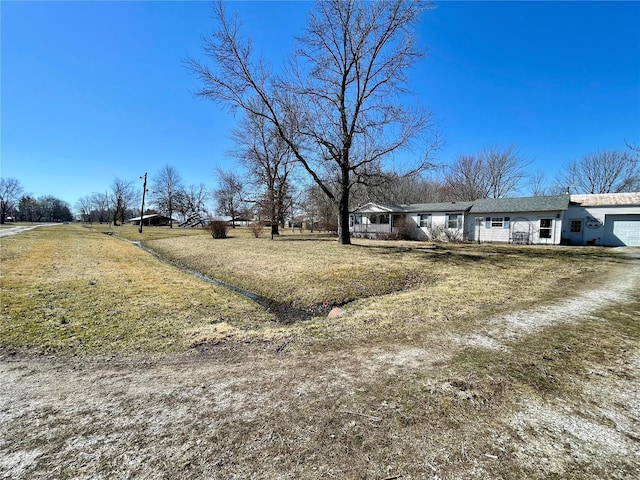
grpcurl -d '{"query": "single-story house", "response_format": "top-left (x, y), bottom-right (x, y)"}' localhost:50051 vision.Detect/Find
top-left (128, 214), bottom-right (176, 227)
top-left (350, 192), bottom-right (640, 246)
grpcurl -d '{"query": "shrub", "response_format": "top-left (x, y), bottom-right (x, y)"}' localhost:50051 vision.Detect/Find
top-left (394, 218), bottom-right (416, 240)
top-left (249, 222), bottom-right (264, 238)
top-left (208, 220), bottom-right (228, 239)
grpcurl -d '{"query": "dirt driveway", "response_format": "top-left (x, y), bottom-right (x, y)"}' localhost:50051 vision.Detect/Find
top-left (1, 249), bottom-right (639, 479)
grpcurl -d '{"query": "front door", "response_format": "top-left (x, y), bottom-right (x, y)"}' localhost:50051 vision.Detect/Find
top-left (566, 218), bottom-right (584, 245)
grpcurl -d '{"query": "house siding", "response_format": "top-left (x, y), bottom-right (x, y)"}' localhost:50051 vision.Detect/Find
top-left (562, 204), bottom-right (640, 245)
top-left (465, 212), bottom-right (563, 245)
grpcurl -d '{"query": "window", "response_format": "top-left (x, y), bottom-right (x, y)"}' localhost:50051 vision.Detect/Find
top-left (447, 213), bottom-right (461, 229)
top-left (354, 215), bottom-right (362, 225)
top-left (570, 220), bottom-right (582, 233)
top-left (486, 216), bottom-right (511, 228)
top-left (419, 214), bottom-right (432, 228)
top-left (539, 218), bottom-right (552, 239)
top-left (379, 214), bottom-right (389, 224)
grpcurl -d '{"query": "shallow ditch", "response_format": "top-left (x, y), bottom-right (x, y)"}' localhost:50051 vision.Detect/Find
top-left (105, 233), bottom-right (313, 324)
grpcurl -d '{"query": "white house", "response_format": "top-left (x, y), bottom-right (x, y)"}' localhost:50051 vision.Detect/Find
top-left (349, 193), bottom-right (640, 246)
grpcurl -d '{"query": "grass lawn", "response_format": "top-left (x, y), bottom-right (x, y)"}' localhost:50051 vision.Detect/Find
top-left (1, 223), bottom-right (638, 478)
top-left (0, 224), bottom-right (271, 356)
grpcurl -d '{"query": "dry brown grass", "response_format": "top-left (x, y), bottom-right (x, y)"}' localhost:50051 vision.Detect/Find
top-left (1, 225), bottom-right (638, 479)
top-left (0, 224), bottom-right (272, 356)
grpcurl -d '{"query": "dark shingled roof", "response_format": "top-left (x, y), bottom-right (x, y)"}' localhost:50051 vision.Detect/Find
top-left (402, 201), bottom-right (474, 213)
top-left (469, 195), bottom-right (570, 214)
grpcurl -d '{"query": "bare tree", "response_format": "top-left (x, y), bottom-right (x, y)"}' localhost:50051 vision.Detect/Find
top-left (109, 178), bottom-right (137, 225)
top-left (175, 183), bottom-right (209, 222)
top-left (188, 0), bottom-right (437, 245)
top-left (0, 177), bottom-right (24, 224)
top-left (444, 155), bottom-right (489, 201)
top-left (527, 169), bottom-right (551, 197)
top-left (213, 168), bottom-right (246, 228)
top-left (444, 145), bottom-right (527, 200)
top-left (151, 165), bottom-right (183, 228)
top-left (484, 145), bottom-right (528, 198)
top-left (230, 111), bottom-right (297, 238)
top-left (75, 196), bottom-right (94, 223)
top-left (559, 149), bottom-right (640, 194)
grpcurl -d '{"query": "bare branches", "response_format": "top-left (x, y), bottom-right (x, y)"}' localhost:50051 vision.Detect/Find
top-left (444, 145), bottom-right (528, 200)
top-left (189, 0), bottom-right (436, 244)
top-left (559, 149), bottom-right (640, 194)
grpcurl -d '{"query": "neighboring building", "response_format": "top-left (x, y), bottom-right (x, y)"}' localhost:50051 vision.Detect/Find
top-left (128, 214), bottom-right (176, 227)
top-left (349, 192), bottom-right (640, 246)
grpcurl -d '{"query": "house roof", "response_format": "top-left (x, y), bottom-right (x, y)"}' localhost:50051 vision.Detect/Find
top-left (569, 192), bottom-right (640, 206)
top-left (353, 194), bottom-right (573, 215)
top-left (128, 214), bottom-right (174, 222)
top-left (402, 201), bottom-right (474, 213)
top-left (352, 201), bottom-right (473, 214)
top-left (469, 195), bottom-right (570, 214)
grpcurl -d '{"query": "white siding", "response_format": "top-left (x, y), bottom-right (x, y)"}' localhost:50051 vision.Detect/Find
top-left (563, 205), bottom-right (640, 245)
top-left (465, 212), bottom-right (563, 245)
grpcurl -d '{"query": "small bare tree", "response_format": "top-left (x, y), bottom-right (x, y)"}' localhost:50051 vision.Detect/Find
top-left (213, 169), bottom-right (245, 227)
top-left (151, 165), bottom-right (183, 228)
top-left (559, 149), bottom-right (640, 194)
top-left (188, 0), bottom-right (438, 245)
top-left (0, 177), bottom-right (24, 224)
top-left (109, 178), bottom-right (137, 226)
top-left (230, 110), bottom-right (296, 238)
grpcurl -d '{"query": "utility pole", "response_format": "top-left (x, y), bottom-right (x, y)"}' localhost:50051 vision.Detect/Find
top-left (139, 173), bottom-right (147, 234)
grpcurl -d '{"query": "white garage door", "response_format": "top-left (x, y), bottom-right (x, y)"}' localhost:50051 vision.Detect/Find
top-left (604, 215), bottom-right (640, 246)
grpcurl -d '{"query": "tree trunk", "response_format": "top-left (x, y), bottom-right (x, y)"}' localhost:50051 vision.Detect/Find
top-left (338, 168), bottom-right (351, 245)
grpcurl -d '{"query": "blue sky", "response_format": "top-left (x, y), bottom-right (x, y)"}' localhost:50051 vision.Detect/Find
top-left (2, 1), bottom-right (639, 209)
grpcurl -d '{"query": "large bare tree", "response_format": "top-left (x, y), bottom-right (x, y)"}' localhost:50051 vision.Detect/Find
top-left (151, 165), bottom-right (183, 228)
top-left (559, 149), bottom-right (640, 194)
top-left (0, 177), bottom-right (24, 224)
top-left (188, 0), bottom-right (436, 244)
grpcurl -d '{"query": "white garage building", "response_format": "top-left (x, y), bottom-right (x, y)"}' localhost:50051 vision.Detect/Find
top-left (563, 193), bottom-right (640, 246)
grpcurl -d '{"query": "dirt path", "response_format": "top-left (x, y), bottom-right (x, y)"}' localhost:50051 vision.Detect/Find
top-left (457, 247), bottom-right (640, 351)
top-left (0, 224), bottom-right (63, 238)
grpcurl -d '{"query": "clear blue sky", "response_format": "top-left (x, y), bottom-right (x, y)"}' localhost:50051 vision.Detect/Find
top-left (2, 1), bottom-right (639, 209)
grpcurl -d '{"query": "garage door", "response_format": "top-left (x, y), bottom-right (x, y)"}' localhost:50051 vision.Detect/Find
top-left (604, 215), bottom-right (640, 246)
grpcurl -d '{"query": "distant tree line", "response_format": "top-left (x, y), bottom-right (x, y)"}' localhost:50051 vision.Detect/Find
top-left (0, 178), bottom-right (73, 224)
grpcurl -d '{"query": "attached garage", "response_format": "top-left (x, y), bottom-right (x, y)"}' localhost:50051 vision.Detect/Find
top-left (604, 215), bottom-right (640, 246)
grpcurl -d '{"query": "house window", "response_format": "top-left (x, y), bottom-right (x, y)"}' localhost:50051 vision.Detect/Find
top-left (491, 217), bottom-right (504, 228)
top-left (539, 218), bottom-right (553, 239)
top-left (379, 214), bottom-right (389, 224)
top-left (446, 213), bottom-right (461, 229)
top-left (570, 220), bottom-right (582, 233)
top-left (354, 215), bottom-right (362, 225)
top-left (419, 214), bottom-right (432, 228)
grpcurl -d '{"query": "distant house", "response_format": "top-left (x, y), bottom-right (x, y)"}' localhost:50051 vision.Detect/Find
top-left (349, 192), bottom-right (640, 246)
top-left (128, 214), bottom-right (176, 227)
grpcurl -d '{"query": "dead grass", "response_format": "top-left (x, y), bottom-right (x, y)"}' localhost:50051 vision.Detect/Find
top-left (0, 224), bottom-right (272, 356)
top-left (1, 225), bottom-right (638, 479)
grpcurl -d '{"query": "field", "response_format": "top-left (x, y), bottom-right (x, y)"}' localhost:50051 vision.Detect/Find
top-left (1, 224), bottom-right (639, 478)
